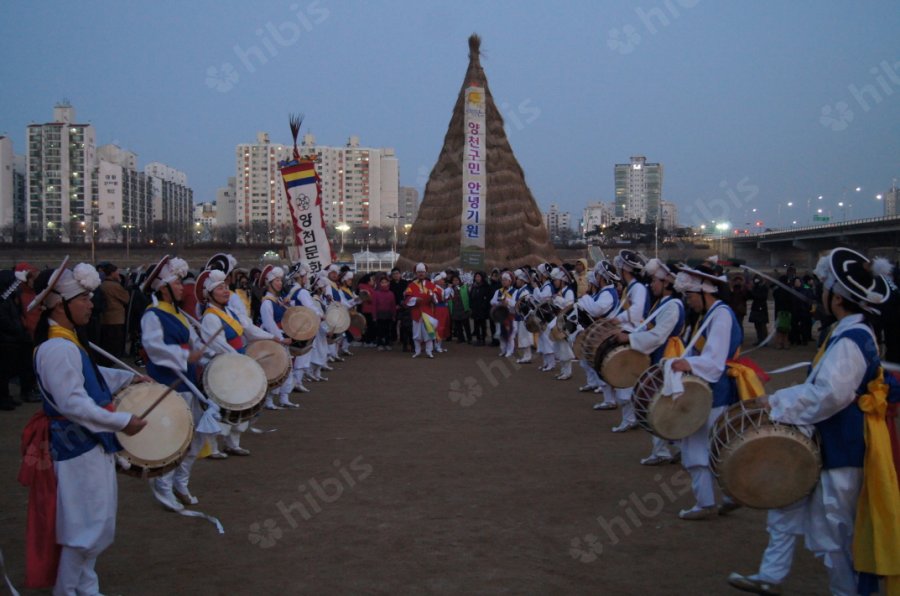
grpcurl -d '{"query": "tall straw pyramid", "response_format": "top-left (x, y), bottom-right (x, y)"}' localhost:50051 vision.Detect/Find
top-left (397, 34), bottom-right (558, 272)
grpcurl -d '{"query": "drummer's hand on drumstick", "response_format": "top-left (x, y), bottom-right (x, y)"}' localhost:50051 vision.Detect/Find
top-left (187, 349), bottom-right (205, 364)
top-left (280, 337), bottom-right (292, 345)
top-left (743, 395), bottom-right (770, 409)
top-left (616, 332), bottom-right (629, 344)
top-left (122, 415), bottom-right (148, 436)
top-left (131, 374), bottom-right (153, 384)
top-left (670, 358), bottom-right (692, 373)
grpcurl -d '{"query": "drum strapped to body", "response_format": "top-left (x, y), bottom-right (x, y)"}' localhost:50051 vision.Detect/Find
top-left (552, 305), bottom-right (578, 341)
top-left (515, 295), bottom-right (537, 319)
top-left (246, 339), bottom-right (292, 389)
top-left (524, 313), bottom-right (544, 333)
top-left (573, 330), bottom-right (587, 360)
top-left (490, 304), bottom-right (510, 324)
top-left (580, 318), bottom-right (649, 388)
top-left (349, 311), bottom-right (367, 337)
top-left (710, 401), bottom-right (821, 509)
top-left (282, 306), bottom-right (319, 341)
top-left (115, 382), bottom-right (193, 478)
top-left (535, 301), bottom-right (559, 324)
top-left (203, 352), bottom-right (269, 424)
top-left (325, 303), bottom-right (351, 334)
top-left (631, 362), bottom-right (712, 440)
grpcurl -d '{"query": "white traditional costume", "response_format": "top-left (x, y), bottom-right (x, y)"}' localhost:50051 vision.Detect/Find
top-left (611, 250), bottom-right (649, 432)
top-left (258, 265), bottom-right (297, 407)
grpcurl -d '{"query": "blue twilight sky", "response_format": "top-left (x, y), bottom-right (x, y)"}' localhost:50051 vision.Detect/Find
top-left (1, 1), bottom-right (899, 230)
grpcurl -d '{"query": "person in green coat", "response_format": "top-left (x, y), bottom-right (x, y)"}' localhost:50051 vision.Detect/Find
top-left (448, 273), bottom-right (471, 343)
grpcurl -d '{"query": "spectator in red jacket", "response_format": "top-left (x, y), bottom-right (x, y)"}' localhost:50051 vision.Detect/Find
top-left (372, 275), bottom-right (397, 351)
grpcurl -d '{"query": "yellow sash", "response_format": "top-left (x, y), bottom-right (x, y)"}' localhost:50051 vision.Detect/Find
top-left (235, 288), bottom-right (251, 315)
top-left (151, 300), bottom-right (189, 330)
top-left (852, 368), bottom-right (900, 593)
top-left (48, 325), bottom-right (84, 350)
top-left (726, 348), bottom-right (766, 400)
top-left (206, 305), bottom-right (243, 337)
top-left (662, 336), bottom-right (684, 359)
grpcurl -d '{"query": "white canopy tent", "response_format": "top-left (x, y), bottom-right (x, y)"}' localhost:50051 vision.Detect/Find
top-left (353, 250), bottom-right (399, 272)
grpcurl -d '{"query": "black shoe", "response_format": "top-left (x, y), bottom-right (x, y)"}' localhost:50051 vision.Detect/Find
top-left (0, 401), bottom-right (15, 411)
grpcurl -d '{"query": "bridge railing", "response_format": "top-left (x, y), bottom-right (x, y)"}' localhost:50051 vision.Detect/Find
top-left (735, 214), bottom-right (900, 239)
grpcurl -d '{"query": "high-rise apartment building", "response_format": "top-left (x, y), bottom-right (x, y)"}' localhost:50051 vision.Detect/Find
top-left (581, 201), bottom-right (613, 236)
top-left (660, 200), bottom-right (678, 229)
top-left (95, 145), bottom-right (153, 242)
top-left (0, 137), bottom-right (16, 231)
top-left (235, 132), bottom-right (292, 242)
top-left (543, 203), bottom-right (572, 240)
top-left (398, 186), bottom-right (419, 225)
top-left (26, 102), bottom-right (96, 241)
top-left (145, 161), bottom-right (193, 242)
top-left (215, 177), bottom-right (237, 227)
top-left (884, 181), bottom-right (898, 217)
top-left (299, 134), bottom-right (399, 228)
top-left (614, 155), bottom-right (663, 224)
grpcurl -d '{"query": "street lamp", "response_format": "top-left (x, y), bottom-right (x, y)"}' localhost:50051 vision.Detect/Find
top-left (123, 224), bottom-right (133, 261)
top-left (335, 222), bottom-right (350, 258)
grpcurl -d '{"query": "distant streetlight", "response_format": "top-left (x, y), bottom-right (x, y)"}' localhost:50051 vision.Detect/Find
top-left (335, 222), bottom-right (350, 257)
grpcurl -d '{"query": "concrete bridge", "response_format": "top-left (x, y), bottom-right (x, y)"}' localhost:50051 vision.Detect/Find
top-left (729, 215), bottom-right (900, 269)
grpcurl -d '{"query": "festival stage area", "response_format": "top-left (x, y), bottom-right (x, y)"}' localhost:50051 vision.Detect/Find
top-left (1, 338), bottom-right (832, 594)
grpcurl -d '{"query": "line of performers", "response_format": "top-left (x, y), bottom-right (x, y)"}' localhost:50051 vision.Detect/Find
top-left (16, 252), bottom-right (370, 595)
top-left (487, 249), bottom-right (899, 595)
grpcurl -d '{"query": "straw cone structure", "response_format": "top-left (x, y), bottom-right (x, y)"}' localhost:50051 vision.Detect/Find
top-left (397, 34), bottom-right (558, 271)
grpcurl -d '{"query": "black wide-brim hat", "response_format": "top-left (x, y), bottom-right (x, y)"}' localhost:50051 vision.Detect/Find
top-left (828, 247), bottom-right (890, 306)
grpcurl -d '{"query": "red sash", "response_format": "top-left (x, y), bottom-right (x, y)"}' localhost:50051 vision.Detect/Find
top-left (18, 402), bottom-right (117, 588)
top-left (18, 411), bottom-right (59, 588)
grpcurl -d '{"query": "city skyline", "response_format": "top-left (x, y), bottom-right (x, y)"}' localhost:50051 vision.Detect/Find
top-left (1, 2), bottom-right (898, 230)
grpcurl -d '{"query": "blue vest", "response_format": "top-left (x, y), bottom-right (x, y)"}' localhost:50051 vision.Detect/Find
top-left (513, 286), bottom-right (531, 321)
top-left (145, 307), bottom-right (199, 393)
top-left (221, 308), bottom-right (247, 354)
top-left (36, 344), bottom-right (121, 461)
top-left (594, 286), bottom-right (619, 318)
top-left (694, 302), bottom-right (742, 408)
top-left (264, 296), bottom-right (287, 325)
top-left (815, 327), bottom-right (879, 469)
top-left (649, 297), bottom-right (686, 365)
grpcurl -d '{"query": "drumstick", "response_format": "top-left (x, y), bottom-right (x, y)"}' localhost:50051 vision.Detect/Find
top-left (138, 378), bottom-right (183, 420)
top-left (88, 342), bottom-right (143, 376)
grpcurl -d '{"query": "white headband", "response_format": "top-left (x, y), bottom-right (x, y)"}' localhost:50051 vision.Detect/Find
top-left (204, 270), bottom-right (227, 296)
top-left (415, 263), bottom-right (427, 273)
top-left (152, 258), bottom-right (189, 290)
top-left (266, 267), bottom-right (284, 285)
top-left (45, 264), bottom-right (101, 310)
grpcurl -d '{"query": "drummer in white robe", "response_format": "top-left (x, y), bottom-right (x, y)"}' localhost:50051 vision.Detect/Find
top-left (532, 263), bottom-right (556, 370)
top-left (197, 269), bottom-right (285, 456)
top-left (285, 262), bottom-right (320, 392)
top-left (141, 256), bottom-right (219, 510)
top-left (258, 265), bottom-right (297, 409)
top-left (308, 273), bottom-right (333, 381)
top-left (489, 271), bottom-right (517, 358)
top-left (615, 258), bottom-right (685, 465)
top-left (512, 269), bottom-right (534, 362)
top-left (584, 260), bottom-right (621, 409)
top-left (611, 250), bottom-right (649, 432)
top-left (24, 260), bottom-right (147, 595)
top-left (728, 248), bottom-right (896, 596)
top-left (550, 267), bottom-right (576, 380)
top-left (670, 263), bottom-right (742, 520)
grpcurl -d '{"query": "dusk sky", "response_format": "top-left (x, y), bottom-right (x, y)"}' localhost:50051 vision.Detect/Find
top-left (2, 1), bottom-right (898, 230)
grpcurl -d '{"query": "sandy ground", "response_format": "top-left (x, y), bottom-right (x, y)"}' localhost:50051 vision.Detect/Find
top-left (0, 325), bottom-right (837, 595)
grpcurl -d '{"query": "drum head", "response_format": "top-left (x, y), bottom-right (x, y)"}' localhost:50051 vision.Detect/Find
top-left (600, 347), bottom-right (650, 388)
top-left (245, 340), bottom-right (292, 387)
top-left (490, 304), bottom-right (510, 324)
top-left (717, 429), bottom-right (821, 508)
top-left (282, 306), bottom-right (319, 341)
top-left (115, 383), bottom-right (193, 472)
top-left (203, 353), bottom-right (268, 411)
top-left (581, 318), bottom-right (621, 365)
top-left (525, 314), bottom-right (543, 334)
top-left (647, 377), bottom-right (712, 440)
top-left (326, 303), bottom-right (351, 334)
top-left (350, 312), bottom-right (367, 333)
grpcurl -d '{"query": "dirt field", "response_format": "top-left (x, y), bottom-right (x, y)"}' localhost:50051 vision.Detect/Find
top-left (0, 328), bottom-right (834, 595)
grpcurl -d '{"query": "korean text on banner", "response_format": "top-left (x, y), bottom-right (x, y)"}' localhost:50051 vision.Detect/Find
top-left (461, 85), bottom-right (486, 270)
top-left (279, 159), bottom-right (333, 274)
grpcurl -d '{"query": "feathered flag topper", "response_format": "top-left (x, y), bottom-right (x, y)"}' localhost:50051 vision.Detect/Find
top-left (279, 114), bottom-right (333, 274)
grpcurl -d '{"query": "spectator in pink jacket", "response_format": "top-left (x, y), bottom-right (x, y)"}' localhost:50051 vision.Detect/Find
top-left (372, 275), bottom-right (397, 351)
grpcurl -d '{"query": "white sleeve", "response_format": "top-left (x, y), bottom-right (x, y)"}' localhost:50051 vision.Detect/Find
top-left (227, 292), bottom-right (249, 319)
top-left (36, 339), bottom-right (132, 432)
top-left (299, 290), bottom-right (323, 316)
top-left (141, 311), bottom-right (190, 373)
top-left (99, 366), bottom-right (136, 395)
top-left (618, 283), bottom-right (647, 327)
top-left (260, 300), bottom-right (284, 339)
top-left (238, 311), bottom-right (276, 342)
top-left (769, 337), bottom-right (866, 425)
top-left (491, 290), bottom-right (501, 306)
top-left (201, 313), bottom-right (235, 354)
top-left (580, 291), bottom-right (611, 318)
top-left (629, 300), bottom-right (679, 355)
top-left (684, 307), bottom-right (731, 383)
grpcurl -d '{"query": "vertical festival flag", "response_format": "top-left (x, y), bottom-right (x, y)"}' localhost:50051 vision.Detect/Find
top-left (279, 158), bottom-right (333, 274)
top-left (461, 85), bottom-right (486, 270)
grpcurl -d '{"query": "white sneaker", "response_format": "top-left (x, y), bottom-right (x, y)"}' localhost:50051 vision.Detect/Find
top-left (412, 353), bottom-right (420, 359)
top-left (293, 384), bottom-right (310, 394)
top-left (426, 353), bottom-right (434, 359)
top-left (279, 400), bottom-right (300, 408)
top-left (516, 358), bottom-right (532, 364)
top-left (555, 373), bottom-right (572, 381)
top-left (611, 421), bottom-right (639, 433)
top-left (579, 384), bottom-right (598, 392)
